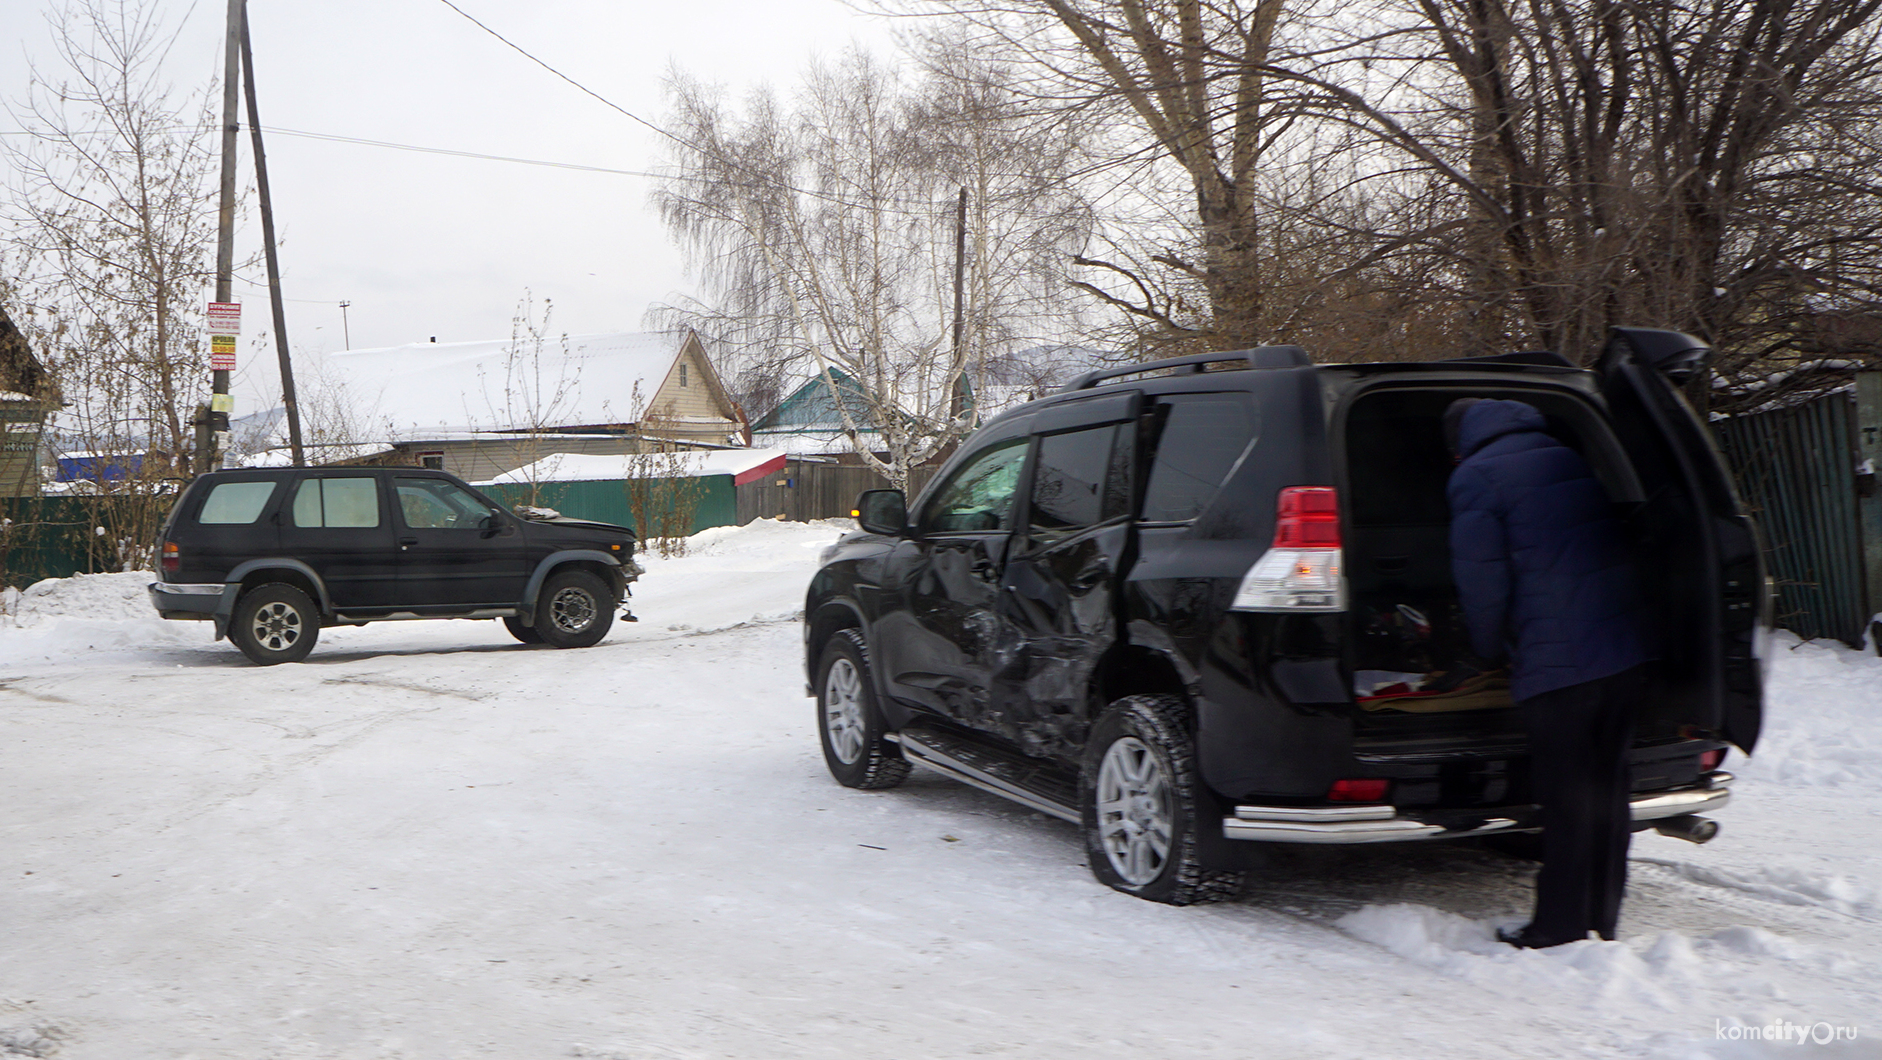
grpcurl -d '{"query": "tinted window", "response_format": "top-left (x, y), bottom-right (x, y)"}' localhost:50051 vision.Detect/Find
top-left (395, 477), bottom-right (492, 529)
top-left (1141, 394), bottom-right (1259, 522)
top-left (198, 480), bottom-right (277, 525)
top-left (1030, 425), bottom-right (1119, 539)
top-left (923, 439), bottom-right (1027, 533)
top-left (292, 477), bottom-right (381, 529)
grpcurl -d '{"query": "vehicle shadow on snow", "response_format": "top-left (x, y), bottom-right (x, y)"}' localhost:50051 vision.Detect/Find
top-left (877, 775), bottom-right (1822, 941)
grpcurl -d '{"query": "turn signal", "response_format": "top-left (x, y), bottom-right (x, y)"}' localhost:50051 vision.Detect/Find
top-left (1327, 778), bottom-right (1389, 802)
top-left (1230, 486), bottom-right (1345, 612)
top-left (160, 541), bottom-right (180, 574)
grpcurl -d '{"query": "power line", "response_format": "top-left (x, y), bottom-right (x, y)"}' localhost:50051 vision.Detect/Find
top-left (251, 124), bottom-right (667, 178)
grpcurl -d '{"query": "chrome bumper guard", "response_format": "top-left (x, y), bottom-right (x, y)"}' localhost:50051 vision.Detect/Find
top-left (1223, 770), bottom-right (1733, 844)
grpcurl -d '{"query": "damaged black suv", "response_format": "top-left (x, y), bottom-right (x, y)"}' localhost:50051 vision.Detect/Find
top-left (151, 467), bottom-right (639, 664)
top-left (804, 328), bottom-right (1766, 905)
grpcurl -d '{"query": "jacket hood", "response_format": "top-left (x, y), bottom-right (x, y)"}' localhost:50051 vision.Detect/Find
top-left (1456, 398), bottom-right (1548, 458)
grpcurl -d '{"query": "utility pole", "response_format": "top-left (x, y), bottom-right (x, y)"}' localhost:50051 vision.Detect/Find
top-left (948, 187), bottom-right (968, 421)
top-left (338, 301), bottom-right (352, 350)
top-left (239, 2), bottom-right (304, 466)
top-left (199, 0), bottom-right (243, 475)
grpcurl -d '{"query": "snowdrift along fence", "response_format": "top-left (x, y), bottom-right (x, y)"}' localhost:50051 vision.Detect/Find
top-left (1714, 388), bottom-right (1874, 648)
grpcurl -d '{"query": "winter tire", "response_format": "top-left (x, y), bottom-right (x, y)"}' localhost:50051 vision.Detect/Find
top-left (230, 583), bottom-right (320, 665)
top-left (501, 615), bottom-right (545, 644)
top-left (816, 629), bottom-right (910, 790)
top-left (1081, 694), bottom-right (1243, 905)
top-left (534, 569), bottom-right (613, 648)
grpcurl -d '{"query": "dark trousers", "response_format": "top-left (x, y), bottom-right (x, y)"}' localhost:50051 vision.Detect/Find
top-left (1518, 665), bottom-right (1644, 943)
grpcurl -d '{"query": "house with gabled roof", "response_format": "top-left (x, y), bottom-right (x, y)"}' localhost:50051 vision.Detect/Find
top-left (246, 329), bottom-right (749, 482)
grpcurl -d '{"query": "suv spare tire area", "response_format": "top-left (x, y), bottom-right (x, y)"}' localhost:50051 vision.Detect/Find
top-left (1082, 695), bottom-right (1243, 906)
top-left (230, 583), bottom-right (320, 665)
top-left (816, 629), bottom-right (910, 790)
top-left (534, 568), bottom-right (613, 648)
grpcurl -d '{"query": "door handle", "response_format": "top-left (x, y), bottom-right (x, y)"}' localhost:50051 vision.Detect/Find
top-left (399, 536), bottom-right (417, 551)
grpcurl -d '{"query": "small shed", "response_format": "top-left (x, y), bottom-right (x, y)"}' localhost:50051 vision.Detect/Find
top-left (476, 448), bottom-right (789, 537)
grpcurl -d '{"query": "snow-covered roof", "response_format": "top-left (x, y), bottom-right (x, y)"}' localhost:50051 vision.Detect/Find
top-left (327, 331), bottom-right (696, 437)
top-left (749, 428), bottom-right (885, 456)
top-left (480, 448), bottom-right (789, 487)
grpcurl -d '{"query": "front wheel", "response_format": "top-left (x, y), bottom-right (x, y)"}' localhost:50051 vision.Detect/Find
top-left (1081, 695), bottom-right (1242, 905)
top-left (230, 583), bottom-right (320, 665)
top-left (816, 629), bottom-right (910, 789)
top-left (534, 569), bottom-right (614, 648)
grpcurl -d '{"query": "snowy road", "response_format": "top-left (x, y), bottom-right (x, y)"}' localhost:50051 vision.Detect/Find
top-left (0, 521), bottom-right (1876, 1059)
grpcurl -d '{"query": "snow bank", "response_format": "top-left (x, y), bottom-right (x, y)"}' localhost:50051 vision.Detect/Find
top-left (0, 570), bottom-right (203, 666)
top-left (626, 517), bottom-right (847, 635)
top-left (1737, 633), bottom-right (1882, 789)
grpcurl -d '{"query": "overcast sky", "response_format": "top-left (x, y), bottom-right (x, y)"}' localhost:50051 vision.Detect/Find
top-left (0, 0), bottom-right (903, 416)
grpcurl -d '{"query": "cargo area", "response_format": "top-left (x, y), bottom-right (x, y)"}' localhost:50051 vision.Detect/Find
top-left (1339, 385), bottom-right (1641, 732)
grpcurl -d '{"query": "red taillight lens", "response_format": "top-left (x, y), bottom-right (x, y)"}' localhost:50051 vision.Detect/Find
top-left (1700, 749), bottom-right (1726, 771)
top-left (160, 540), bottom-right (180, 574)
top-left (1327, 778), bottom-right (1389, 802)
top-left (1274, 487), bottom-right (1340, 548)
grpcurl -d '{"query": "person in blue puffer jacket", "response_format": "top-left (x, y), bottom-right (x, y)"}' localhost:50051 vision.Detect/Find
top-left (1444, 397), bottom-right (1649, 948)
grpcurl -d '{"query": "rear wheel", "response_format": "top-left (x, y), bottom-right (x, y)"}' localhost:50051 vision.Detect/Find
top-left (230, 583), bottom-right (320, 665)
top-left (816, 629), bottom-right (909, 789)
top-left (1081, 694), bottom-right (1242, 905)
top-left (535, 569), bottom-right (613, 648)
top-left (501, 616), bottom-right (544, 644)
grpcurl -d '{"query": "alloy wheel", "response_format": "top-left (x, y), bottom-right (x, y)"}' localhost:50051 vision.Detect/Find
top-left (549, 586), bottom-right (597, 633)
top-left (250, 601), bottom-right (303, 653)
top-left (1096, 736), bottom-right (1174, 886)
top-left (823, 657), bottom-right (866, 764)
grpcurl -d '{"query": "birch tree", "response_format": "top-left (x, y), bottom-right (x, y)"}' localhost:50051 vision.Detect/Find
top-left (655, 49), bottom-right (1091, 490)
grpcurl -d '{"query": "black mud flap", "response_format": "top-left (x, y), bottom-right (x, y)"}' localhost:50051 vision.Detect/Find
top-left (1597, 327), bottom-right (1765, 753)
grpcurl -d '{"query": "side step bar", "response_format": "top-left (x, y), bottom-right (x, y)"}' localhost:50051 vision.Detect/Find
top-left (892, 728), bottom-right (1080, 824)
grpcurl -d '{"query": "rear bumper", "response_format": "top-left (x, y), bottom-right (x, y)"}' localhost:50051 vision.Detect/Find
top-left (1223, 770), bottom-right (1734, 844)
top-left (148, 581), bottom-right (227, 619)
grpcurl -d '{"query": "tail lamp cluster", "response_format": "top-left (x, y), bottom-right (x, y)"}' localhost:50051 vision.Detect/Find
top-left (1230, 486), bottom-right (1345, 612)
top-left (160, 541), bottom-right (180, 574)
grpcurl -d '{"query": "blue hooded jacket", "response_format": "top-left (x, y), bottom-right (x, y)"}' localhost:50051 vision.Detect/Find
top-left (1446, 399), bottom-right (1648, 701)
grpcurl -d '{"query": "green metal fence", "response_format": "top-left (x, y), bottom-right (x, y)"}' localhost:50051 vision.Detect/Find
top-left (1714, 391), bottom-right (1871, 647)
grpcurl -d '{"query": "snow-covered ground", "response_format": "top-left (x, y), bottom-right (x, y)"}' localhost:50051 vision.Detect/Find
top-left (0, 520), bottom-right (1876, 1059)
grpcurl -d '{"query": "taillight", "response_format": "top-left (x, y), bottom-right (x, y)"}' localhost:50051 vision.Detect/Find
top-left (1700, 749), bottom-right (1726, 771)
top-left (1230, 486), bottom-right (1345, 612)
top-left (160, 541), bottom-right (180, 575)
top-left (1327, 778), bottom-right (1389, 802)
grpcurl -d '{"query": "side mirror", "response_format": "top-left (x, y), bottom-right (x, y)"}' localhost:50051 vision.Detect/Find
top-left (479, 512), bottom-right (501, 536)
top-left (853, 489), bottom-right (909, 536)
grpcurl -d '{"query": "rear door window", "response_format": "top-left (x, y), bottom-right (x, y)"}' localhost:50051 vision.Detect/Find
top-left (1029, 424), bottom-right (1133, 542)
top-left (1141, 394), bottom-right (1260, 521)
top-left (197, 480), bottom-right (279, 524)
top-left (291, 477), bottom-right (382, 529)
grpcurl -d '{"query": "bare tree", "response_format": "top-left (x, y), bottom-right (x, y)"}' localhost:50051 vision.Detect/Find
top-left (654, 48), bottom-right (1092, 490)
top-left (2, 0), bottom-right (236, 569)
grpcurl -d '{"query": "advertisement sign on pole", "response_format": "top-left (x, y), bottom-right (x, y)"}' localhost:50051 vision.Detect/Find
top-left (209, 334), bottom-right (238, 371)
top-left (206, 301), bottom-right (241, 372)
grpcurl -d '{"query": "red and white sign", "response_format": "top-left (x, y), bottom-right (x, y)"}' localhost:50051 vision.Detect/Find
top-left (206, 301), bottom-right (242, 336)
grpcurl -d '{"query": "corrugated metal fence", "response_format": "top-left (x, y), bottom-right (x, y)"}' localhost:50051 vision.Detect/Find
top-left (1714, 391), bottom-right (1871, 647)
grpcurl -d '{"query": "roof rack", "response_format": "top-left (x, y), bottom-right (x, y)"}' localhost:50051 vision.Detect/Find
top-left (1058, 345), bottom-right (1312, 392)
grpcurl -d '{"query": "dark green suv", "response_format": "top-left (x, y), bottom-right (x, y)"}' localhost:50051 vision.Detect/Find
top-left (150, 467), bottom-right (639, 664)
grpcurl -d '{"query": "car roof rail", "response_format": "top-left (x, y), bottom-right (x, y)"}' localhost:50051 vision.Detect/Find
top-left (1443, 350), bottom-right (1576, 368)
top-left (1057, 345), bottom-right (1312, 392)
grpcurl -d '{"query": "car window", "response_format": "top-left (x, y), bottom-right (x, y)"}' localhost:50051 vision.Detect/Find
top-left (291, 477), bottom-right (382, 529)
top-left (395, 477), bottom-right (492, 530)
top-left (197, 480), bottom-right (278, 525)
top-left (1030, 424), bottom-right (1125, 541)
top-left (1141, 394), bottom-right (1260, 522)
top-left (922, 438), bottom-right (1028, 533)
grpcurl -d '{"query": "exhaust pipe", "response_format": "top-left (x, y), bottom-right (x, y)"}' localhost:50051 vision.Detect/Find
top-left (1652, 814), bottom-right (1719, 844)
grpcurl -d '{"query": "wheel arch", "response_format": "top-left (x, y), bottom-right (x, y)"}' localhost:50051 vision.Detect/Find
top-left (218, 560), bottom-right (331, 639)
top-left (805, 598), bottom-right (867, 695)
top-left (521, 551), bottom-right (624, 622)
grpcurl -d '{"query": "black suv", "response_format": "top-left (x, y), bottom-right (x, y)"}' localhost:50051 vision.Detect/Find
top-left (804, 328), bottom-right (1766, 904)
top-left (150, 467), bottom-right (639, 664)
